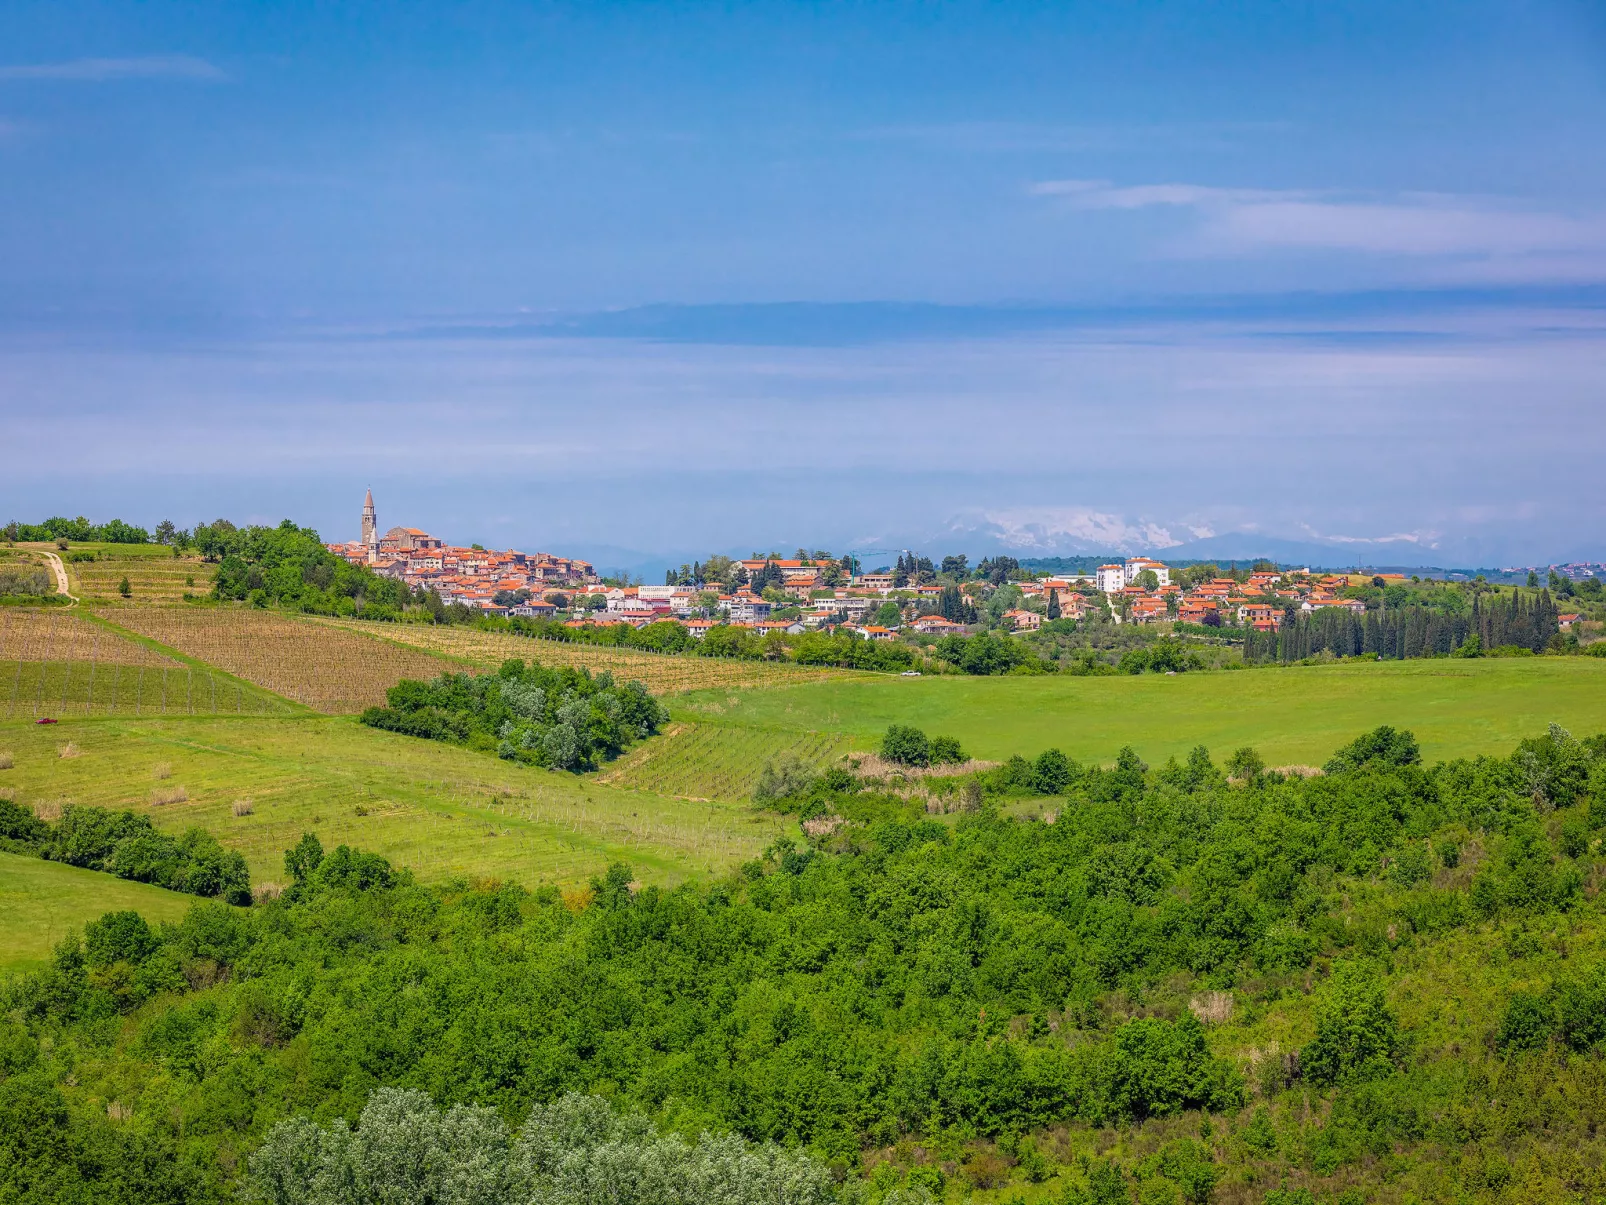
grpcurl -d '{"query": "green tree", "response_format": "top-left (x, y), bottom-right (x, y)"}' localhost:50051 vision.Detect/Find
top-left (117, 576), bottom-right (131, 597)
top-left (1225, 747), bottom-right (1264, 783)
top-left (881, 724), bottom-right (930, 766)
top-left (1301, 961), bottom-right (1400, 1085)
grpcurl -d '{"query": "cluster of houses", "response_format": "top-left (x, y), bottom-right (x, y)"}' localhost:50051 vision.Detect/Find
top-left (327, 491), bottom-right (598, 605)
top-left (536, 556), bottom-right (1377, 640)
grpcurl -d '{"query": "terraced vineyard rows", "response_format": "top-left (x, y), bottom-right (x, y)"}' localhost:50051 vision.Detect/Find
top-left (597, 720), bottom-right (856, 800)
top-left (38, 542), bottom-right (216, 604)
top-left (107, 607), bottom-right (455, 713)
top-left (0, 608), bottom-right (290, 717)
top-left (313, 618), bottom-right (860, 695)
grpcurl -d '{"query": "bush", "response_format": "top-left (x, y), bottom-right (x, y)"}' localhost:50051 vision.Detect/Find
top-left (753, 754), bottom-right (819, 802)
top-left (882, 725), bottom-right (931, 767)
top-left (251, 1088), bottom-right (837, 1205)
top-left (1301, 961), bottom-right (1400, 1085)
top-left (1324, 725), bottom-right (1421, 774)
top-left (363, 662), bottom-right (668, 772)
top-left (1033, 748), bottom-right (1074, 794)
top-left (930, 735), bottom-right (967, 764)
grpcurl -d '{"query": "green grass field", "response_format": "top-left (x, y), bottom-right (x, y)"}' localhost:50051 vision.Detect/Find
top-left (598, 721), bottom-right (855, 800)
top-left (0, 851), bottom-right (200, 973)
top-left (0, 714), bottom-right (786, 889)
top-left (677, 655), bottom-right (1606, 766)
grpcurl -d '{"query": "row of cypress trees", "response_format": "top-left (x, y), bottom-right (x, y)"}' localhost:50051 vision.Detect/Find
top-left (1245, 589), bottom-right (1564, 663)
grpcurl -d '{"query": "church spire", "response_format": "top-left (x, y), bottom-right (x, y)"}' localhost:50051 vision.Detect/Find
top-left (361, 488), bottom-right (378, 562)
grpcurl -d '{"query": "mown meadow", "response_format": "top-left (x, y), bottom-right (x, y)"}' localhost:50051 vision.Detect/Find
top-left (0, 713), bottom-right (785, 888)
top-left (0, 851), bottom-right (197, 972)
top-left (678, 656), bottom-right (1606, 767)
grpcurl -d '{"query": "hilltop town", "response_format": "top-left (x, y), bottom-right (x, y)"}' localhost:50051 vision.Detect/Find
top-left (326, 490), bottom-right (598, 604)
top-left (316, 494), bottom-right (1598, 651)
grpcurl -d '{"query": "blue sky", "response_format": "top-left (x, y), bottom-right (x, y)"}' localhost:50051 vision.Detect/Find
top-left (2, 1), bottom-right (1604, 569)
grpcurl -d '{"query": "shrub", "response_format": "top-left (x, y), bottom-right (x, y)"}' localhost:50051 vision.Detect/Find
top-left (753, 754), bottom-right (819, 802)
top-left (1226, 747), bottom-right (1265, 782)
top-left (881, 724), bottom-right (931, 767)
top-left (930, 735), bottom-right (966, 764)
top-left (1497, 991), bottom-right (1556, 1050)
top-left (250, 1088), bottom-right (837, 1205)
top-left (1032, 747), bottom-right (1074, 794)
top-left (84, 910), bottom-right (159, 969)
top-left (1301, 961), bottom-right (1400, 1085)
top-left (1324, 725), bottom-right (1421, 774)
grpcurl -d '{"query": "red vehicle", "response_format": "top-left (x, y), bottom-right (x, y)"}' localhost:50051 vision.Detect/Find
top-left (35, 717), bottom-right (58, 725)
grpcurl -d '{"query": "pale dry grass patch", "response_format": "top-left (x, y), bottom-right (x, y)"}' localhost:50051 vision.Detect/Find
top-left (851, 753), bottom-right (997, 780)
top-left (152, 762), bottom-right (172, 780)
top-left (253, 881), bottom-right (282, 901)
top-left (0, 752), bottom-right (12, 770)
top-left (150, 785), bottom-right (189, 806)
top-left (1189, 991), bottom-right (1236, 1025)
top-left (34, 799), bottom-right (65, 822)
top-left (231, 799), bottom-right (254, 817)
top-left (1273, 764), bottom-right (1324, 778)
top-left (0, 787), bottom-right (14, 802)
top-left (57, 742), bottom-right (81, 759)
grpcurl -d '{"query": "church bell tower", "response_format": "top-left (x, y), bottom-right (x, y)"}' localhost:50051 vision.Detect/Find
top-left (361, 488), bottom-right (378, 563)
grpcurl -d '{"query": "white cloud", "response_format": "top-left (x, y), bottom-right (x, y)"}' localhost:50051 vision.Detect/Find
top-left (0, 55), bottom-right (225, 82)
top-left (1030, 179), bottom-right (1606, 260)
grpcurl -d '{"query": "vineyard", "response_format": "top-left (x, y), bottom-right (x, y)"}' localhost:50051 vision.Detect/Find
top-left (313, 617), bottom-right (858, 694)
top-left (0, 716), bottom-right (785, 887)
top-left (0, 608), bottom-right (292, 718)
top-left (597, 720), bottom-right (855, 800)
top-left (48, 541), bottom-right (216, 604)
top-left (108, 607), bottom-right (455, 713)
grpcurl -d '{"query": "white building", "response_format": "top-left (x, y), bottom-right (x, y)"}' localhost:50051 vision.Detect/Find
top-left (1124, 557), bottom-right (1170, 587)
top-left (1096, 564), bottom-right (1127, 594)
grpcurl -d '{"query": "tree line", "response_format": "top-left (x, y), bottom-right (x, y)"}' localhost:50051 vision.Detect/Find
top-left (1245, 589), bottom-right (1565, 663)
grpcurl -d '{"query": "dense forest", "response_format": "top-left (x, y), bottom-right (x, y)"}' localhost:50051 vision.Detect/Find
top-left (3, 724), bottom-right (1604, 1202)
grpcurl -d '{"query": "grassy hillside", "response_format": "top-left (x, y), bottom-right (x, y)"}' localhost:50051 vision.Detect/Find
top-left (0, 851), bottom-right (198, 972)
top-left (597, 720), bottom-right (855, 800)
top-left (0, 714), bottom-right (785, 888)
top-left (4, 722), bottom-right (1604, 1205)
top-left (679, 656), bottom-right (1606, 765)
